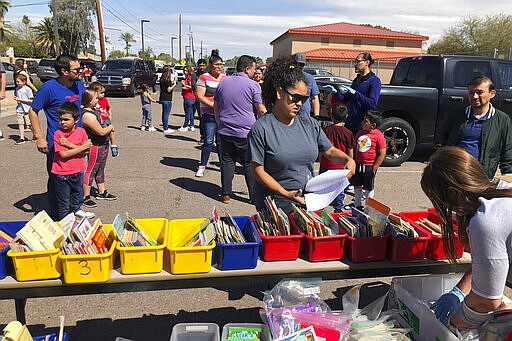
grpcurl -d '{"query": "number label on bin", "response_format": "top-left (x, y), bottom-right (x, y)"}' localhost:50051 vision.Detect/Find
top-left (79, 260), bottom-right (91, 275)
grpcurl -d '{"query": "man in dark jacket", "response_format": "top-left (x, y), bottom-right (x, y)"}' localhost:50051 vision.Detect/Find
top-left (440, 75), bottom-right (512, 178)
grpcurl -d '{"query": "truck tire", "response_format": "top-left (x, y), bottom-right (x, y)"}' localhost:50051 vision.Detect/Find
top-left (128, 83), bottom-right (136, 97)
top-left (379, 117), bottom-right (416, 167)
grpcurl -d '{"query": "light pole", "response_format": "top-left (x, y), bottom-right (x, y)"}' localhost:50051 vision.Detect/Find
top-left (170, 36), bottom-right (178, 64)
top-left (140, 19), bottom-right (150, 53)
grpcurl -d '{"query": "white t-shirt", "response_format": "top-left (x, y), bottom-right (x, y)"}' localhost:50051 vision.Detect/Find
top-left (15, 85), bottom-right (33, 113)
top-left (468, 196), bottom-right (512, 299)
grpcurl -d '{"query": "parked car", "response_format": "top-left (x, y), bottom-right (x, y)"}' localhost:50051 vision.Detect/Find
top-left (79, 58), bottom-right (101, 75)
top-left (1, 62), bottom-right (15, 89)
top-left (174, 65), bottom-right (185, 81)
top-left (303, 68), bottom-right (335, 77)
top-left (93, 58), bottom-right (157, 97)
top-left (37, 58), bottom-right (58, 82)
top-left (314, 76), bottom-right (352, 84)
top-left (226, 67), bottom-right (236, 76)
top-left (26, 60), bottom-right (39, 75)
top-left (318, 55), bottom-right (512, 166)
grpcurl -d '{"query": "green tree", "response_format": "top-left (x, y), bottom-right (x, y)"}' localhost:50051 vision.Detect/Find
top-left (429, 14), bottom-right (512, 57)
top-left (0, 0), bottom-right (10, 41)
top-left (49, 0), bottom-right (96, 55)
top-left (33, 17), bottom-right (57, 56)
top-left (108, 49), bottom-right (125, 58)
top-left (138, 47), bottom-right (154, 59)
top-left (156, 52), bottom-right (173, 64)
top-left (119, 32), bottom-right (135, 56)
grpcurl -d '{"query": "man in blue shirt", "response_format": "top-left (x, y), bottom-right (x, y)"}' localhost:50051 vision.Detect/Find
top-left (293, 53), bottom-right (320, 118)
top-left (28, 54), bottom-right (91, 220)
top-left (441, 75), bottom-right (512, 178)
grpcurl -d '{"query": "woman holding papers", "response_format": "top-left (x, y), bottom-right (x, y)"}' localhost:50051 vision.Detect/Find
top-left (247, 56), bottom-right (355, 214)
top-left (421, 146), bottom-right (512, 329)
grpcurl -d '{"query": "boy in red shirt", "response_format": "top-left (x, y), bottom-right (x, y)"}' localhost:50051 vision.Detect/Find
top-left (52, 102), bottom-right (92, 221)
top-left (319, 104), bottom-right (355, 212)
top-left (90, 82), bottom-right (118, 157)
top-left (352, 110), bottom-right (386, 208)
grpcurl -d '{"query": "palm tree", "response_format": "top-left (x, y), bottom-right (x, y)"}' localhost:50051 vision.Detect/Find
top-left (33, 17), bottom-right (56, 56)
top-left (0, 1), bottom-right (10, 41)
top-left (119, 32), bottom-right (135, 56)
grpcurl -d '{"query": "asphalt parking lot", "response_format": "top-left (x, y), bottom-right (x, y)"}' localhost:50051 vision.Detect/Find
top-left (0, 88), bottom-right (460, 340)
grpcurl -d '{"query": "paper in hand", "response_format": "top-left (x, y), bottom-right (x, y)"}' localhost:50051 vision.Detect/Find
top-left (304, 169), bottom-right (350, 211)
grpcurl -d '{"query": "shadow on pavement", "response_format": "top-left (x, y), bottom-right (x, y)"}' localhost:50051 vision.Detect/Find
top-left (13, 192), bottom-right (49, 214)
top-left (164, 135), bottom-right (197, 143)
top-left (160, 157), bottom-right (198, 172)
top-left (408, 143), bottom-right (436, 164)
top-left (170, 177), bottom-right (221, 201)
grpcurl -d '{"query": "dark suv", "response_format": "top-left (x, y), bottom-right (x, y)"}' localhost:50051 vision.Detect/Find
top-left (37, 58), bottom-right (58, 82)
top-left (93, 58), bottom-right (157, 97)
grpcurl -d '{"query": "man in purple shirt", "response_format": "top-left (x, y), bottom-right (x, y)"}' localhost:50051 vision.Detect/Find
top-left (214, 55), bottom-right (266, 204)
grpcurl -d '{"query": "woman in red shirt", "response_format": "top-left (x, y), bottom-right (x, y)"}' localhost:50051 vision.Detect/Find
top-left (179, 66), bottom-right (196, 132)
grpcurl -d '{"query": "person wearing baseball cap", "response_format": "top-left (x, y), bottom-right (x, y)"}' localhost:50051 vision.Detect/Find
top-left (293, 52), bottom-right (320, 118)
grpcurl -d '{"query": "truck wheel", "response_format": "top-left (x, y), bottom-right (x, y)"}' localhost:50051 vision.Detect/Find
top-left (379, 117), bottom-right (416, 167)
top-left (128, 83), bottom-right (136, 97)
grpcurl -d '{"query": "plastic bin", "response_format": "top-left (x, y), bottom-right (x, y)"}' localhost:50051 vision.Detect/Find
top-left (0, 221), bottom-right (27, 279)
top-left (251, 215), bottom-right (303, 262)
top-left (59, 223), bottom-right (117, 284)
top-left (167, 218), bottom-right (216, 274)
top-left (344, 235), bottom-right (388, 263)
top-left (215, 216), bottom-right (261, 270)
top-left (387, 224), bottom-right (430, 263)
top-left (170, 323), bottom-right (220, 341)
top-left (399, 210), bottom-right (464, 260)
top-left (289, 214), bottom-right (347, 262)
top-left (221, 323), bottom-right (271, 341)
top-left (117, 218), bottom-right (168, 274)
top-left (33, 332), bottom-right (69, 341)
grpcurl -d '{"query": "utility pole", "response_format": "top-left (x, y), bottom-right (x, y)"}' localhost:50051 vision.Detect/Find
top-left (141, 19), bottom-right (150, 54)
top-left (189, 26), bottom-right (195, 63)
top-left (95, 0), bottom-right (106, 63)
top-left (178, 14), bottom-right (182, 63)
top-left (51, 0), bottom-right (60, 56)
top-left (200, 40), bottom-right (203, 59)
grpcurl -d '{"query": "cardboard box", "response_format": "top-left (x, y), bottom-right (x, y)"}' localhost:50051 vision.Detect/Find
top-left (389, 274), bottom-right (462, 341)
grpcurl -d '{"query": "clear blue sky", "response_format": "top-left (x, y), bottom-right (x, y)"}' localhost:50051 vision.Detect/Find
top-left (7, 0), bottom-right (512, 60)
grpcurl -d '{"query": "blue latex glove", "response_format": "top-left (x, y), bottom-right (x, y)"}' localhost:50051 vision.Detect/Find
top-left (322, 85), bottom-right (337, 94)
top-left (339, 84), bottom-right (355, 95)
top-left (431, 286), bottom-right (466, 325)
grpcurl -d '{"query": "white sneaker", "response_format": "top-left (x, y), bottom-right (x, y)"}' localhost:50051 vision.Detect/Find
top-left (0, 130), bottom-right (4, 141)
top-left (188, 126), bottom-right (195, 132)
top-left (148, 127), bottom-right (157, 132)
top-left (75, 209), bottom-right (95, 219)
top-left (163, 129), bottom-right (176, 134)
top-left (178, 127), bottom-right (189, 132)
top-left (140, 126), bottom-right (146, 131)
top-left (195, 166), bottom-right (206, 177)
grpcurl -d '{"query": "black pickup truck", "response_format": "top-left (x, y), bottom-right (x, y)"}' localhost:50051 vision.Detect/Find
top-left (317, 55), bottom-right (512, 166)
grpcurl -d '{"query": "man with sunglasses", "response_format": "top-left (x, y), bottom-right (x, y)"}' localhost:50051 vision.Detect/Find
top-left (293, 52), bottom-right (320, 118)
top-left (28, 54), bottom-right (92, 220)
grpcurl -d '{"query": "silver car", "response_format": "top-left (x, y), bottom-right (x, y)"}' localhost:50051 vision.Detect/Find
top-left (1, 62), bottom-right (15, 89)
top-left (37, 58), bottom-right (58, 82)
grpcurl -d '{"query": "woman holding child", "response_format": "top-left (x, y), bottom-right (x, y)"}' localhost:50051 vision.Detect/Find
top-left (247, 56), bottom-right (355, 214)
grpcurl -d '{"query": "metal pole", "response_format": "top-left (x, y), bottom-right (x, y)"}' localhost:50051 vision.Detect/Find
top-left (141, 20), bottom-right (150, 54)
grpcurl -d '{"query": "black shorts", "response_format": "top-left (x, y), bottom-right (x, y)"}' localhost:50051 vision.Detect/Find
top-left (350, 164), bottom-right (375, 191)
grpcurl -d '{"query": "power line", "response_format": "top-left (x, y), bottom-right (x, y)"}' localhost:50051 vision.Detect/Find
top-left (11, 2), bottom-right (47, 7)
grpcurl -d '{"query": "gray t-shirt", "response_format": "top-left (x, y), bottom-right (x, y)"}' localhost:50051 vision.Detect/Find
top-left (248, 113), bottom-right (332, 212)
top-left (468, 197), bottom-right (512, 299)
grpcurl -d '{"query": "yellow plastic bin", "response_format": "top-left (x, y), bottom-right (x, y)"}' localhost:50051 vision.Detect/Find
top-left (59, 223), bottom-right (117, 284)
top-left (167, 218), bottom-right (216, 274)
top-left (7, 248), bottom-right (62, 281)
top-left (117, 218), bottom-right (168, 274)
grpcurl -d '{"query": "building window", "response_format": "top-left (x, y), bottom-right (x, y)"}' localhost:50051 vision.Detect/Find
top-left (386, 41), bottom-right (395, 48)
top-left (321, 37), bottom-right (329, 46)
top-left (353, 39), bottom-right (361, 47)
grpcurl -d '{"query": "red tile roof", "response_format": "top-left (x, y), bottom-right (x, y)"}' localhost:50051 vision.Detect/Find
top-left (271, 22), bottom-right (428, 45)
top-left (303, 48), bottom-right (424, 62)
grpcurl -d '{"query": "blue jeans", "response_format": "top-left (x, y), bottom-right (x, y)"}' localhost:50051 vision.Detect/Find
top-left (54, 171), bottom-right (84, 221)
top-left (319, 167), bottom-right (346, 212)
top-left (141, 104), bottom-right (152, 127)
top-left (160, 100), bottom-right (172, 130)
top-left (183, 97), bottom-right (195, 128)
top-left (46, 148), bottom-right (58, 220)
top-left (200, 114), bottom-right (222, 166)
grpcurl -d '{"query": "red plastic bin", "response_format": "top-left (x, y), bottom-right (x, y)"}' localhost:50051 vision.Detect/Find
top-left (387, 222), bottom-right (430, 262)
top-left (251, 214), bottom-right (303, 261)
top-left (399, 210), bottom-right (464, 260)
top-left (345, 235), bottom-right (388, 263)
top-left (289, 214), bottom-right (347, 262)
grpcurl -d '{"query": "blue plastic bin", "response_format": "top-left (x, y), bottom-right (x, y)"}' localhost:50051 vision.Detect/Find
top-left (214, 216), bottom-right (262, 270)
top-left (33, 332), bottom-right (68, 341)
top-left (0, 221), bottom-right (27, 279)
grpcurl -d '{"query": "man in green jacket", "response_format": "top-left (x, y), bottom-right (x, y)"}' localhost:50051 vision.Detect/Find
top-left (440, 75), bottom-right (512, 179)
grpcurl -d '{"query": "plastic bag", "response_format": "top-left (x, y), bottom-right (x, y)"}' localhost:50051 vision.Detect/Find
top-left (262, 278), bottom-right (330, 312)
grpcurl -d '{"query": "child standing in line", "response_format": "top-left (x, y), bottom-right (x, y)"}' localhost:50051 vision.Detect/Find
top-left (13, 74), bottom-right (34, 145)
top-left (89, 81), bottom-right (119, 157)
top-left (52, 102), bottom-right (92, 221)
top-left (140, 84), bottom-right (158, 131)
top-left (319, 104), bottom-right (355, 212)
top-left (351, 110), bottom-right (387, 208)
top-left (81, 89), bottom-right (117, 208)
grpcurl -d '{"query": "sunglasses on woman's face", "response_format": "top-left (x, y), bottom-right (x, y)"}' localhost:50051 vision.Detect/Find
top-left (283, 88), bottom-right (309, 104)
